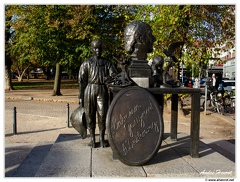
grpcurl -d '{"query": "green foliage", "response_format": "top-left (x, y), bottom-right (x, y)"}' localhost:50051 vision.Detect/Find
top-left (164, 93), bottom-right (189, 101)
top-left (6, 5), bottom-right (97, 74)
top-left (12, 80), bottom-right (78, 90)
top-left (92, 5), bottom-right (137, 60)
top-left (6, 5), bottom-right (139, 76)
top-left (132, 5), bottom-right (235, 76)
top-left (6, 5), bottom-right (235, 81)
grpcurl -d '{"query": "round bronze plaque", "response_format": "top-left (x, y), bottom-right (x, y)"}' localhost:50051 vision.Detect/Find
top-left (107, 86), bottom-right (164, 166)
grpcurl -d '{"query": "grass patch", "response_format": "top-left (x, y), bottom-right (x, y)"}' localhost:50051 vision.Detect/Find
top-left (12, 79), bottom-right (79, 90)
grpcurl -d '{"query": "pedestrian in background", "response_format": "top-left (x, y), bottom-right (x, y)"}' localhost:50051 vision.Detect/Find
top-left (187, 76), bottom-right (193, 88)
top-left (193, 77), bottom-right (200, 88)
top-left (212, 73), bottom-right (219, 92)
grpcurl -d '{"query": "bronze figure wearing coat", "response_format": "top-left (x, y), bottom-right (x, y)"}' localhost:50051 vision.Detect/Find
top-left (78, 39), bottom-right (117, 148)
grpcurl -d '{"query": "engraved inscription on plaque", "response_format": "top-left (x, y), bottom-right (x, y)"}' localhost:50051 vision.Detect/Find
top-left (107, 86), bottom-right (164, 166)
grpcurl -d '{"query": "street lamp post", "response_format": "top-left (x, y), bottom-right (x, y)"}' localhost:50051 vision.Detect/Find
top-left (204, 64), bottom-right (213, 115)
top-left (204, 67), bottom-right (208, 115)
top-left (181, 61), bottom-right (184, 84)
top-left (192, 64), bottom-right (194, 78)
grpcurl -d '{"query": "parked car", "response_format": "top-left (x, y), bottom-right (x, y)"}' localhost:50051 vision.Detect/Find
top-left (221, 80), bottom-right (235, 91)
top-left (180, 76), bottom-right (188, 86)
top-left (200, 78), bottom-right (207, 94)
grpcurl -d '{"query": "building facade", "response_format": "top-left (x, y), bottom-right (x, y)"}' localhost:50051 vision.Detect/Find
top-left (221, 42), bottom-right (235, 80)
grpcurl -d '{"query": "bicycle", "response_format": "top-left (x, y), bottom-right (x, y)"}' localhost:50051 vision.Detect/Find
top-left (202, 90), bottom-right (224, 114)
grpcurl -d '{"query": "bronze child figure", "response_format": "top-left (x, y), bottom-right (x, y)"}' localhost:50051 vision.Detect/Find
top-left (78, 39), bottom-right (116, 148)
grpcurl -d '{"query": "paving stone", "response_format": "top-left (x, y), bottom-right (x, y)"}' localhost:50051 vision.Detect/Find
top-left (182, 148), bottom-right (235, 178)
top-left (5, 143), bottom-right (36, 177)
top-left (143, 141), bottom-right (200, 177)
top-left (35, 134), bottom-right (91, 177)
top-left (201, 139), bottom-right (235, 162)
top-left (92, 147), bottom-right (146, 177)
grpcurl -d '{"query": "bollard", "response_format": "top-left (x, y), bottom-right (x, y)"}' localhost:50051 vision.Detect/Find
top-left (66, 103), bottom-right (69, 128)
top-left (13, 107), bottom-right (17, 134)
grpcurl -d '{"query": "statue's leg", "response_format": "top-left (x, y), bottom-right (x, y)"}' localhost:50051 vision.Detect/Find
top-left (99, 128), bottom-right (107, 148)
top-left (88, 128), bottom-right (96, 148)
top-left (84, 85), bottom-right (97, 148)
top-left (98, 111), bottom-right (108, 148)
top-left (97, 87), bottom-right (108, 148)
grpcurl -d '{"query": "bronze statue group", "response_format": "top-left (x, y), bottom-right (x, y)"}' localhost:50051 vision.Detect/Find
top-left (71, 21), bottom-right (184, 148)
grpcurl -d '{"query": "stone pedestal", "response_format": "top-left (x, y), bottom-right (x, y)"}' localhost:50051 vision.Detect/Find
top-left (131, 77), bottom-right (153, 88)
top-left (128, 60), bottom-right (152, 88)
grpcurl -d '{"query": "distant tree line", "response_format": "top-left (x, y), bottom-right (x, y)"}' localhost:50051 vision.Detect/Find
top-left (5, 5), bottom-right (235, 95)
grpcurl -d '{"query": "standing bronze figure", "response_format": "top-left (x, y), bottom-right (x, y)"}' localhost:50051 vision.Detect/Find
top-left (78, 39), bottom-right (117, 148)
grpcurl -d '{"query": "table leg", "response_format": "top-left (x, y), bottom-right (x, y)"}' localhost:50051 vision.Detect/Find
top-left (190, 93), bottom-right (200, 158)
top-left (171, 94), bottom-right (178, 141)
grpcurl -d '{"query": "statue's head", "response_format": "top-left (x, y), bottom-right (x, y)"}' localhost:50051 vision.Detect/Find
top-left (153, 55), bottom-right (164, 67)
top-left (124, 21), bottom-right (156, 60)
top-left (90, 39), bottom-right (103, 59)
top-left (151, 55), bottom-right (164, 75)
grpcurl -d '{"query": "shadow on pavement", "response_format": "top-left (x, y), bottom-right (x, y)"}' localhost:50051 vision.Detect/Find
top-left (5, 144), bottom-right (53, 177)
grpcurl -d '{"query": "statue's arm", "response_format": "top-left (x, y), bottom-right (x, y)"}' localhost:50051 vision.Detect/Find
top-left (109, 61), bottom-right (118, 76)
top-left (78, 63), bottom-right (88, 106)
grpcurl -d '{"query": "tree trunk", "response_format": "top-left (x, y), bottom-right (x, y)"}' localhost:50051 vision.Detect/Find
top-left (5, 53), bottom-right (14, 91)
top-left (52, 62), bottom-right (62, 96)
top-left (16, 66), bottom-right (29, 82)
top-left (5, 12), bottom-right (14, 91)
top-left (17, 76), bottom-right (23, 82)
